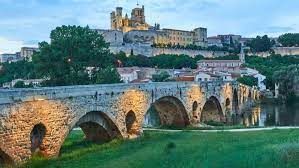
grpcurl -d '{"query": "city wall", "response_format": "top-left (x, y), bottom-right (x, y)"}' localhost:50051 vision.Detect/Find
top-left (110, 44), bottom-right (229, 58)
top-left (248, 47), bottom-right (299, 57)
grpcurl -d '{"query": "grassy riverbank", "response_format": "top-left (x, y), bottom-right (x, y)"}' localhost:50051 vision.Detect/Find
top-left (22, 129), bottom-right (299, 168)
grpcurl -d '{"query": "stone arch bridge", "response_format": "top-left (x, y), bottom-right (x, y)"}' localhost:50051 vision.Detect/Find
top-left (0, 81), bottom-right (259, 164)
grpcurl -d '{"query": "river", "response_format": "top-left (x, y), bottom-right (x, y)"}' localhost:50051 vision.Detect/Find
top-left (242, 102), bottom-right (299, 127)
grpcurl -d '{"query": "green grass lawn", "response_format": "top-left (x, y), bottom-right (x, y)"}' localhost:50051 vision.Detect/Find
top-left (22, 129), bottom-right (299, 168)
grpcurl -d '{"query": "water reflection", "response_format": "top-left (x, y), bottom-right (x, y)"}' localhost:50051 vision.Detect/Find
top-left (242, 102), bottom-right (299, 127)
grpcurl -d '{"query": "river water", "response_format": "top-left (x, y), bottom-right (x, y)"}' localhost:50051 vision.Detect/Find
top-left (242, 102), bottom-right (299, 127)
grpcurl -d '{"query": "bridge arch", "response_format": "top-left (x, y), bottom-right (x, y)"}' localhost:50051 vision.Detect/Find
top-left (200, 96), bottom-right (224, 123)
top-left (0, 149), bottom-right (13, 165)
top-left (144, 96), bottom-right (190, 127)
top-left (192, 101), bottom-right (198, 113)
top-left (30, 123), bottom-right (46, 155)
top-left (232, 88), bottom-right (239, 114)
top-left (248, 90), bottom-right (252, 99)
top-left (192, 101), bottom-right (199, 120)
top-left (225, 98), bottom-right (231, 107)
top-left (74, 111), bottom-right (122, 143)
top-left (225, 98), bottom-right (231, 113)
top-left (125, 110), bottom-right (139, 138)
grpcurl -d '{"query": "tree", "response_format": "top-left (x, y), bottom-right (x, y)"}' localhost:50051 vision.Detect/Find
top-left (125, 54), bottom-right (152, 67)
top-left (32, 25), bottom-right (114, 86)
top-left (278, 33), bottom-right (299, 47)
top-left (194, 55), bottom-right (204, 61)
top-left (245, 55), bottom-right (299, 89)
top-left (13, 81), bottom-right (34, 88)
top-left (95, 66), bottom-right (122, 84)
top-left (246, 35), bottom-right (273, 52)
top-left (14, 81), bottom-right (26, 88)
top-left (151, 54), bottom-right (197, 69)
top-left (114, 51), bottom-right (128, 67)
top-left (273, 65), bottom-right (299, 101)
top-left (152, 71), bottom-right (171, 82)
top-left (237, 76), bottom-right (258, 87)
top-left (0, 61), bottom-right (37, 86)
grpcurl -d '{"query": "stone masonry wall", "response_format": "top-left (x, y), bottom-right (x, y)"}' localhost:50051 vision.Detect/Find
top-left (248, 47), bottom-right (299, 57)
top-left (109, 44), bottom-right (229, 58)
top-left (0, 82), bottom-right (259, 164)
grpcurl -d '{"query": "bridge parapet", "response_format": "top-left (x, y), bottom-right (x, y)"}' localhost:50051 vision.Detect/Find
top-left (0, 81), bottom-right (239, 105)
top-left (0, 81), bottom-right (259, 164)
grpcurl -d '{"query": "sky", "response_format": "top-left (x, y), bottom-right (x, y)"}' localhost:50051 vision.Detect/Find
top-left (1, 0), bottom-right (299, 54)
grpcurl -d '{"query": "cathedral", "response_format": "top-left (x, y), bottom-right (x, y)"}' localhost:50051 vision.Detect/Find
top-left (110, 5), bottom-right (151, 33)
top-left (95, 5), bottom-right (208, 56)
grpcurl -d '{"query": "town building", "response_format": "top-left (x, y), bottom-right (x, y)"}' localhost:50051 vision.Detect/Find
top-left (101, 5), bottom-right (208, 51)
top-left (0, 53), bottom-right (21, 63)
top-left (162, 27), bottom-right (207, 47)
top-left (194, 71), bottom-right (233, 82)
top-left (240, 67), bottom-right (266, 90)
top-left (2, 79), bottom-right (44, 88)
top-left (217, 34), bottom-right (242, 45)
top-left (195, 72), bottom-right (215, 82)
top-left (123, 30), bottom-right (168, 45)
top-left (116, 66), bottom-right (235, 83)
top-left (239, 37), bottom-right (253, 46)
top-left (172, 68), bottom-right (195, 81)
top-left (95, 29), bottom-right (124, 46)
top-left (0, 47), bottom-right (38, 63)
top-left (20, 47), bottom-right (38, 61)
top-left (197, 60), bottom-right (243, 73)
top-left (117, 67), bottom-right (139, 83)
top-left (207, 36), bottom-right (223, 47)
top-left (215, 71), bottom-right (233, 81)
top-left (117, 67), bottom-right (156, 83)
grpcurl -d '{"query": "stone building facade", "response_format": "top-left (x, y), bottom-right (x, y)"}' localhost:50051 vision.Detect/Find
top-left (107, 6), bottom-right (208, 48)
top-left (123, 30), bottom-right (168, 45)
top-left (20, 47), bottom-right (38, 61)
top-left (95, 29), bottom-right (124, 46)
top-left (163, 27), bottom-right (207, 47)
top-left (0, 53), bottom-right (19, 63)
top-left (247, 47), bottom-right (299, 57)
top-left (110, 6), bottom-right (151, 33)
top-left (197, 60), bottom-right (243, 73)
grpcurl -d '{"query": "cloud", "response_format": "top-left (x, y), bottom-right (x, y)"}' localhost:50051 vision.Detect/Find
top-left (0, 37), bottom-right (38, 54)
top-left (264, 26), bottom-right (294, 34)
top-left (1, 0), bottom-right (299, 52)
top-left (0, 37), bottom-right (24, 54)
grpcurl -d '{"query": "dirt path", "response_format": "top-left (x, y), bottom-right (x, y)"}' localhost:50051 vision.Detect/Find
top-left (143, 127), bottom-right (299, 132)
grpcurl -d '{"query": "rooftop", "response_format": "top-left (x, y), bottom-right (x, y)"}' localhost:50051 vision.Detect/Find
top-left (197, 60), bottom-right (242, 63)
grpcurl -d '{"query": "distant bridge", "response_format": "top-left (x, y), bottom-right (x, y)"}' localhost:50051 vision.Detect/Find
top-left (0, 81), bottom-right (259, 164)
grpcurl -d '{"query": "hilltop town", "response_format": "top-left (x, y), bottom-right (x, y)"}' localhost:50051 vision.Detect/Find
top-left (1, 5), bottom-right (299, 97)
top-left (95, 5), bottom-right (299, 58)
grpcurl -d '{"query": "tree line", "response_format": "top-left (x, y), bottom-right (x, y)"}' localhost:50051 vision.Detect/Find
top-left (0, 25), bottom-right (298, 92)
top-left (245, 54), bottom-right (299, 90)
top-left (246, 33), bottom-right (299, 53)
top-left (1, 26), bottom-right (122, 87)
top-left (152, 43), bottom-right (240, 54)
top-left (273, 65), bottom-right (299, 102)
top-left (0, 25), bottom-right (208, 87)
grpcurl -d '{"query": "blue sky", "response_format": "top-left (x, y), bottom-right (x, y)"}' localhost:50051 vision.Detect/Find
top-left (1, 0), bottom-right (299, 54)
